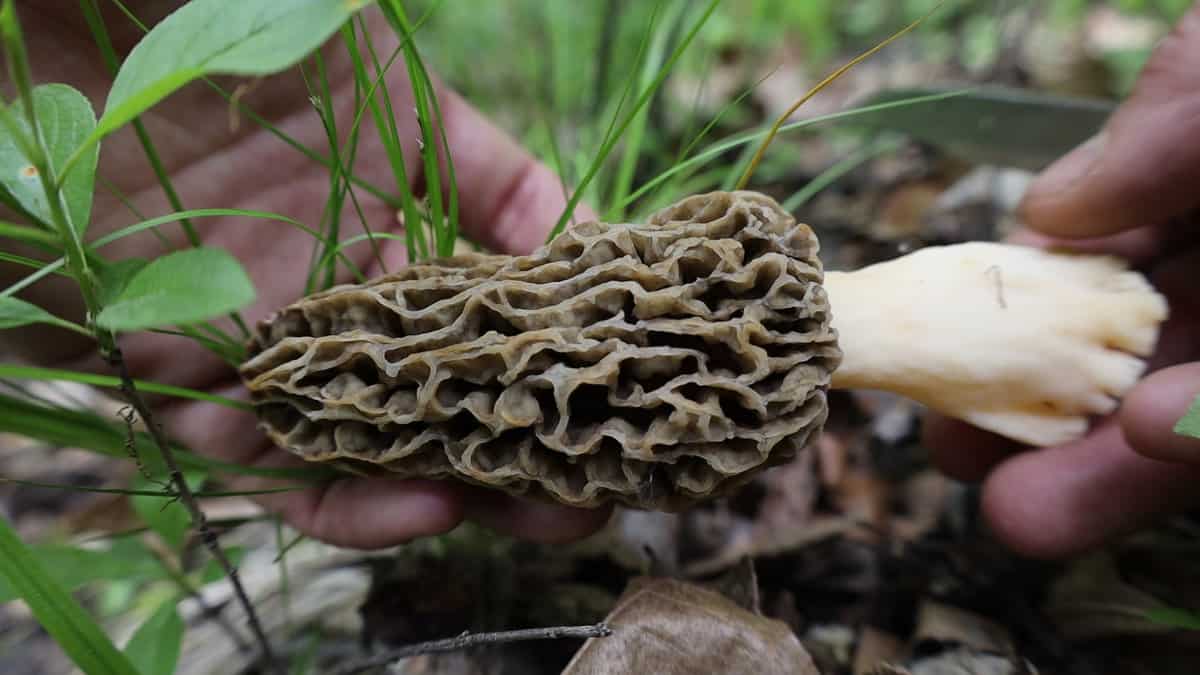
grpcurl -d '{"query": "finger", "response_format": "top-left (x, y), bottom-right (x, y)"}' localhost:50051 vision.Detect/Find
top-left (1121, 362), bottom-right (1200, 464)
top-left (921, 414), bottom-right (1024, 482)
top-left (158, 382), bottom-right (265, 465)
top-left (162, 383), bottom-right (608, 546)
top-left (427, 84), bottom-right (598, 254)
top-left (212, 442), bottom-right (466, 550)
top-left (245, 457), bottom-right (607, 548)
top-left (979, 422), bottom-right (1200, 559)
top-left (1019, 5), bottom-right (1200, 238)
top-left (1005, 223), bottom-right (1171, 267)
top-left (272, 476), bottom-right (466, 551)
top-left (360, 18), bottom-right (594, 256)
top-left (461, 487), bottom-right (613, 544)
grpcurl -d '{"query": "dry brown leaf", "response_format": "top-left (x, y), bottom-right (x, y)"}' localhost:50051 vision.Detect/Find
top-left (891, 471), bottom-right (950, 542)
top-left (756, 447), bottom-right (820, 537)
top-left (814, 428), bottom-right (848, 488)
top-left (702, 556), bottom-right (760, 614)
top-left (906, 650), bottom-right (1030, 675)
top-left (913, 600), bottom-right (1013, 654)
top-left (831, 468), bottom-right (891, 537)
top-left (1046, 553), bottom-right (1181, 641)
top-left (682, 515), bottom-right (855, 578)
top-left (561, 577), bottom-right (817, 675)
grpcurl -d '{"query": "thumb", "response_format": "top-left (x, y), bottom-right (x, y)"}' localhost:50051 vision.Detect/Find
top-left (1120, 362), bottom-right (1200, 464)
top-left (1020, 5), bottom-right (1200, 238)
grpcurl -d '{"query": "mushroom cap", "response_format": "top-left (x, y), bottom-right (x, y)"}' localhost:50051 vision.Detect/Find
top-left (239, 191), bottom-right (841, 510)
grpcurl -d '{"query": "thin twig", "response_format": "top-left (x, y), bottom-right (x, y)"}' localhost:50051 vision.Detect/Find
top-left (146, 545), bottom-right (253, 655)
top-left (333, 624), bottom-right (613, 675)
top-left (107, 347), bottom-right (282, 674)
top-left (119, 405), bottom-right (169, 489)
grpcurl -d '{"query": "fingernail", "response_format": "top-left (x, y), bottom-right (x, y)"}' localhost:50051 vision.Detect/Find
top-left (1035, 131), bottom-right (1108, 195)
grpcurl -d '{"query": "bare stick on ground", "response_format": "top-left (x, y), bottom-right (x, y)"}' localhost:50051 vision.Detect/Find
top-left (333, 624), bottom-right (614, 675)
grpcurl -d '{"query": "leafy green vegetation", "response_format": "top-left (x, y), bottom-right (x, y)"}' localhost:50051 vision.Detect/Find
top-left (0, 515), bottom-right (141, 675)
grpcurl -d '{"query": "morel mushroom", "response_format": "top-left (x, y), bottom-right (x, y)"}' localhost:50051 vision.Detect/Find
top-left (239, 191), bottom-right (1168, 510)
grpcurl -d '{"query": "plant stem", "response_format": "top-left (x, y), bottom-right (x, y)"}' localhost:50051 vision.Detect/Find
top-left (546, 0), bottom-right (721, 243)
top-left (79, 0), bottom-right (250, 340)
top-left (148, 547), bottom-right (253, 655)
top-left (9, 2), bottom-right (281, 626)
top-left (108, 348), bottom-right (282, 674)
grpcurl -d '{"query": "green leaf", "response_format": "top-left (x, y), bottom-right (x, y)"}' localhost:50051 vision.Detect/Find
top-left (0, 83), bottom-right (99, 234)
top-left (131, 471), bottom-right (206, 551)
top-left (0, 295), bottom-right (86, 334)
top-left (0, 516), bottom-right (141, 675)
top-left (123, 598), bottom-right (185, 675)
top-left (94, 0), bottom-right (375, 143)
top-left (96, 258), bottom-right (149, 307)
top-left (847, 85), bottom-right (1115, 171)
top-left (1175, 395), bottom-right (1200, 440)
top-left (1145, 607), bottom-right (1200, 631)
top-left (96, 247), bottom-right (256, 331)
top-left (0, 541), bottom-right (165, 604)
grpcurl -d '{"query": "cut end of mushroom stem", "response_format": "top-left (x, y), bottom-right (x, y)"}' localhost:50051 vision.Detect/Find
top-left (824, 242), bottom-right (1170, 447)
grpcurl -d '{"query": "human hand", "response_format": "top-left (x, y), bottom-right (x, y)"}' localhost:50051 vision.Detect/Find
top-left (924, 5), bottom-right (1200, 558)
top-left (1, 3), bottom-right (610, 549)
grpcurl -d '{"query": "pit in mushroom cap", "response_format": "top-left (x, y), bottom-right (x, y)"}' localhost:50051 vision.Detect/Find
top-left (239, 191), bottom-right (1169, 510)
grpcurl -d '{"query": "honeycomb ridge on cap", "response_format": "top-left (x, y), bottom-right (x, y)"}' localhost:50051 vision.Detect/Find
top-left (239, 191), bottom-right (842, 510)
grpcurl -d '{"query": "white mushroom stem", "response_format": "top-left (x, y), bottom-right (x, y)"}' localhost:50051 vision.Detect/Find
top-left (822, 242), bottom-right (1169, 447)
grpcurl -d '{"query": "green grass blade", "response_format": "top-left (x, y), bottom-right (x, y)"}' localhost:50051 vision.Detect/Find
top-left (1145, 606), bottom-right (1200, 631)
top-left (0, 476), bottom-right (298, 500)
top-left (78, 0), bottom-right (203, 249)
top-left (583, 4), bottom-right (657, 210)
top-left (91, 208), bottom-right (312, 247)
top-left (0, 364), bottom-right (250, 409)
top-left (781, 135), bottom-right (903, 211)
top-left (105, 0), bottom-right (411, 216)
top-left (607, 0), bottom-right (689, 221)
top-left (352, 13), bottom-right (428, 263)
top-left (615, 89), bottom-right (971, 215)
top-left (94, 209), bottom-right (365, 284)
top-left (0, 257), bottom-right (64, 297)
top-left (0, 249), bottom-right (66, 273)
top-left (0, 219), bottom-right (59, 249)
top-left (0, 391), bottom-right (328, 480)
top-left (547, 0), bottom-right (722, 243)
top-left (382, 1), bottom-right (454, 258)
top-left (316, 231), bottom-right (407, 272)
top-left (648, 71), bottom-right (769, 208)
top-left (0, 539), bottom-right (166, 605)
top-left (0, 514), bottom-right (141, 675)
top-left (3, 208), bottom-right (367, 302)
